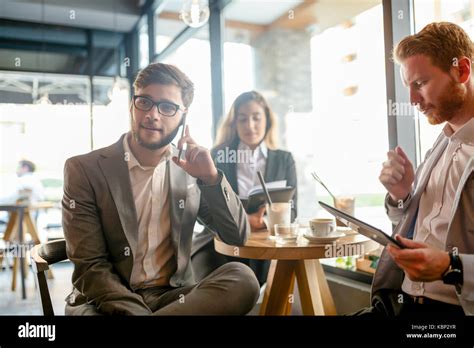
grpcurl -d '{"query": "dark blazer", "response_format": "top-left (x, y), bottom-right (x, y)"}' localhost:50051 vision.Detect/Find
top-left (62, 133), bottom-right (250, 315)
top-left (212, 141), bottom-right (298, 218)
top-left (192, 139), bottom-right (298, 283)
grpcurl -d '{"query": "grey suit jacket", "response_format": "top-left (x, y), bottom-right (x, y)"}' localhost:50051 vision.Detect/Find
top-left (191, 141), bottom-right (298, 255)
top-left (372, 133), bottom-right (474, 315)
top-left (62, 133), bottom-right (250, 315)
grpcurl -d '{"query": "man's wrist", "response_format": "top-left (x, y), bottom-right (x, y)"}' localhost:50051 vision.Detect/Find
top-left (199, 170), bottom-right (220, 185)
top-left (442, 251), bottom-right (463, 290)
top-left (388, 193), bottom-right (410, 206)
top-left (440, 251), bottom-right (451, 278)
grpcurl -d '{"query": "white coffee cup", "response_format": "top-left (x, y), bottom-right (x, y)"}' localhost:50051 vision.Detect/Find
top-left (265, 202), bottom-right (292, 236)
top-left (309, 218), bottom-right (336, 237)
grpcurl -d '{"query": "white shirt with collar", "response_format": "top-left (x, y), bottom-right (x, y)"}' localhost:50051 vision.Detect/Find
top-left (123, 135), bottom-right (176, 289)
top-left (236, 141), bottom-right (268, 199)
top-left (402, 117), bottom-right (474, 304)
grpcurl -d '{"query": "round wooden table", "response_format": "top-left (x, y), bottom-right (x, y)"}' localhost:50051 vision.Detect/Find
top-left (215, 230), bottom-right (378, 315)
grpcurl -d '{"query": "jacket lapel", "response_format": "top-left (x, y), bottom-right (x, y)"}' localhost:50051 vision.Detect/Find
top-left (169, 146), bottom-right (199, 272)
top-left (264, 150), bottom-right (276, 182)
top-left (98, 134), bottom-right (139, 257)
top-left (413, 135), bottom-right (449, 199)
top-left (169, 149), bottom-right (185, 249)
top-left (219, 142), bottom-right (238, 194)
top-left (394, 134), bottom-right (449, 236)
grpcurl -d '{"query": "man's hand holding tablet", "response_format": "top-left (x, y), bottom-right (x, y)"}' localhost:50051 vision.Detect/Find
top-left (387, 235), bottom-right (451, 282)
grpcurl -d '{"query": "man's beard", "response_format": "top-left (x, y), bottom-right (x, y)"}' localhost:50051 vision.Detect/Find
top-left (424, 80), bottom-right (466, 125)
top-left (133, 118), bottom-right (183, 150)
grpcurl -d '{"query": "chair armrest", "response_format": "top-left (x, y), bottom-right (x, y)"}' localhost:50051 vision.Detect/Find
top-left (30, 244), bottom-right (49, 273)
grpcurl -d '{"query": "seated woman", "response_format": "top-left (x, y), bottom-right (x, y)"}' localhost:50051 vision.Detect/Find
top-left (191, 91), bottom-right (297, 285)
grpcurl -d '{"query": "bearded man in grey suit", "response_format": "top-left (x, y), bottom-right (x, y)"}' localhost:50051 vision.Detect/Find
top-left (62, 63), bottom-right (259, 315)
top-left (364, 22), bottom-right (474, 316)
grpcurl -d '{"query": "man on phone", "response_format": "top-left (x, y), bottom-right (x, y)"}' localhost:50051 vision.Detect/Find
top-left (62, 63), bottom-right (259, 315)
top-left (368, 22), bottom-right (474, 316)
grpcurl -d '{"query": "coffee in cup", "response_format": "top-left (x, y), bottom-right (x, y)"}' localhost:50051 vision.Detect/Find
top-left (333, 196), bottom-right (355, 227)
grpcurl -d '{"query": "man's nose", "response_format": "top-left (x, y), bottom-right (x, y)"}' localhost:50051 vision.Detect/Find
top-left (409, 88), bottom-right (422, 106)
top-left (146, 105), bottom-right (161, 121)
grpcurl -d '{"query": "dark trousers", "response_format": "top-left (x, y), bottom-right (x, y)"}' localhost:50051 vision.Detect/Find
top-left (351, 289), bottom-right (465, 317)
top-left (191, 240), bottom-right (270, 286)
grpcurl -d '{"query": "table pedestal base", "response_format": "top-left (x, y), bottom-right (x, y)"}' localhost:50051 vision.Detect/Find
top-left (259, 259), bottom-right (337, 315)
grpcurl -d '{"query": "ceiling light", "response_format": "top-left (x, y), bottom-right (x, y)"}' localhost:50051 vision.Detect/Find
top-left (180, 0), bottom-right (210, 28)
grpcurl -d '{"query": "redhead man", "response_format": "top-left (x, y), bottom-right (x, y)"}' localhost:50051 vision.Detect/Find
top-left (363, 22), bottom-right (474, 316)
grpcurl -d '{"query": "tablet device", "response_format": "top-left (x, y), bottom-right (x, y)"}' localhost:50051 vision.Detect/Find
top-left (318, 201), bottom-right (406, 249)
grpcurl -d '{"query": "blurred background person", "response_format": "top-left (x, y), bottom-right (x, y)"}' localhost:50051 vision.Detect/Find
top-left (0, 160), bottom-right (45, 205)
top-left (191, 91), bottom-right (297, 285)
top-left (0, 159), bottom-right (45, 228)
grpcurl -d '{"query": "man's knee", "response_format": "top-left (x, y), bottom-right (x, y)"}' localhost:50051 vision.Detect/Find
top-left (219, 262), bottom-right (260, 313)
top-left (65, 303), bottom-right (102, 316)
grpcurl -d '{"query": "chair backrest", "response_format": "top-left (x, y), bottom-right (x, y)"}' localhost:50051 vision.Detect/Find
top-left (30, 239), bottom-right (67, 316)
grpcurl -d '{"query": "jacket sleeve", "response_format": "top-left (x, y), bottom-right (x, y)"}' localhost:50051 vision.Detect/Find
top-left (457, 254), bottom-right (474, 315)
top-left (453, 171), bottom-right (474, 315)
top-left (62, 157), bottom-right (152, 315)
top-left (384, 192), bottom-right (413, 225)
top-left (196, 170), bottom-right (250, 246)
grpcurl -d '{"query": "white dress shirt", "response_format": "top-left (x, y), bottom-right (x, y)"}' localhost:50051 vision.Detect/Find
top-left (123, 135), bottom-right (176, 289)
top-left (236, 141), bottom-right (268, 198)
top-left (402, 117), bottom-right (474, 304)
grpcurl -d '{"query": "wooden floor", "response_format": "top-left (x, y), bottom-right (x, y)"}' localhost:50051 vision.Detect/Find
top-left (0, 261), bottom-right (73, 315)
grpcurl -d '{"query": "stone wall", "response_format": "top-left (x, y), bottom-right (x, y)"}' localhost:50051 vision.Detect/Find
top-left (252, 28), bottom-right (313, 147)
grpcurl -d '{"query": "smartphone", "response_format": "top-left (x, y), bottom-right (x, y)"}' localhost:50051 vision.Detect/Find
top-left (177, 113), bottom-right (187, 161)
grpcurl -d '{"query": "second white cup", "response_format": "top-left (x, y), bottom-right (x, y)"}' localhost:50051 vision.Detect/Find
top-left (309, 218), bottom-right (336, 237)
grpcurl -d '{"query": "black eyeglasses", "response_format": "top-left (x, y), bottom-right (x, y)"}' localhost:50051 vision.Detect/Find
top-left (133, 95), bottom-right (184, 117)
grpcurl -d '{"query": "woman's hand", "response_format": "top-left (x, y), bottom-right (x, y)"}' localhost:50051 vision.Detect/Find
top-left (248, 205), bottom-right (266, 230)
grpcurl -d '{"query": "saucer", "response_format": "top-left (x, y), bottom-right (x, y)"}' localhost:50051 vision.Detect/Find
top-left (303, 231), bottom-right (345, 244)
top-left (337, 226), bottom-right (357, 236)
top-left (275, 235), bottom-right (298, 244)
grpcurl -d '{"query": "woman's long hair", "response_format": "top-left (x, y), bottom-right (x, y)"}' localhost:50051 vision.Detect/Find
top-left (214, 91), bottom-right (278, 149)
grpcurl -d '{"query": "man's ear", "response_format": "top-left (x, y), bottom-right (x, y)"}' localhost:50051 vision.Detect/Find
top-left (452, 56), bottom-right (471, 83)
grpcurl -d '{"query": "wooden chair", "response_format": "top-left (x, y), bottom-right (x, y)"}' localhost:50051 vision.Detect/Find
top-left (30, 239), bottom-right (67, 316)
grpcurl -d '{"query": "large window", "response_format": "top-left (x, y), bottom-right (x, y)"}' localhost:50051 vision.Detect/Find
top-left (222, 0), bottom-right (389, 232)
top-left (414, 0), bottom-right (474, 161)
top-left (162, 26), bottom-right (214, 148)
top-left (309, 3), bottom-right (389, 231)
top-left (0, 72), bottom-right (129, 201)
top-left (139, 21), bottom-right (150, 69)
